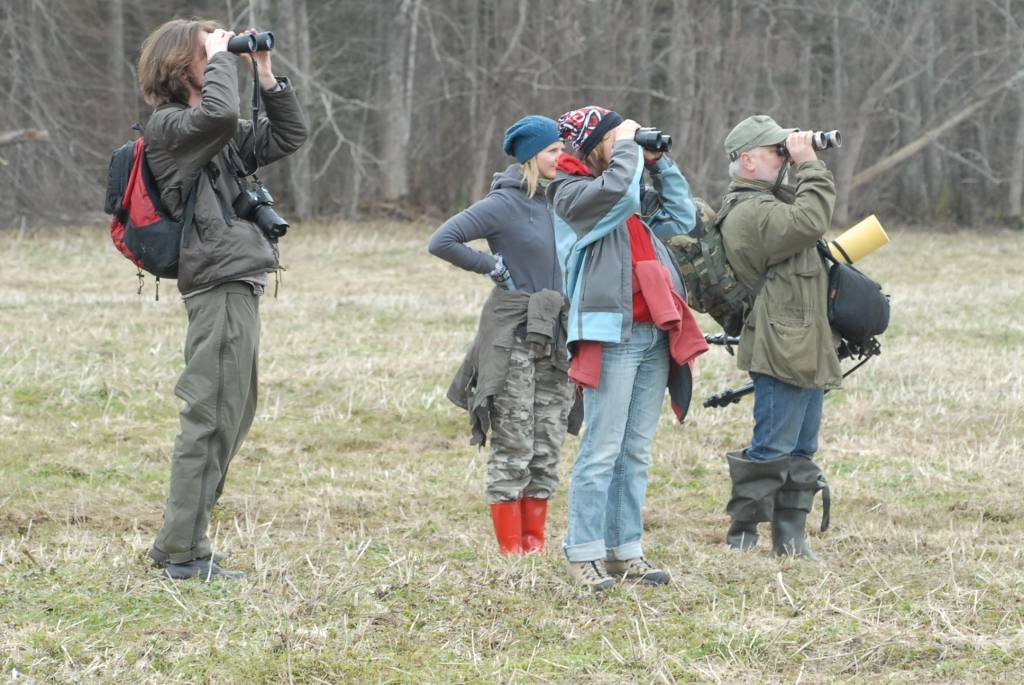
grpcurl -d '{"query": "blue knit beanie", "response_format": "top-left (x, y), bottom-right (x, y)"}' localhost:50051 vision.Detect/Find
top-left (502, 115), bottom-right (560, 164)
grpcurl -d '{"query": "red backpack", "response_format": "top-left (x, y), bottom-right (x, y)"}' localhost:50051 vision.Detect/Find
top-left (104, 128), bottom-right (197, 283)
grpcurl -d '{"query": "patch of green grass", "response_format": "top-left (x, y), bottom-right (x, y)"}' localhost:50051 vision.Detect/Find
top-left (1, 225), bottom-right (1023, 683)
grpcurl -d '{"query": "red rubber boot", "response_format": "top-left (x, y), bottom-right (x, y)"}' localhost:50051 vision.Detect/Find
top-left (520, 497), bottom-right (548, 553)
top-left (489, 500), bottom-right (524, 555)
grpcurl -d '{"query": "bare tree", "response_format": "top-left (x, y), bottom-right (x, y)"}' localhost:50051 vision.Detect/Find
top-left (2, 0), bottom-right (1023, 228)
top-left (379, 0), bottom-right (422, 202)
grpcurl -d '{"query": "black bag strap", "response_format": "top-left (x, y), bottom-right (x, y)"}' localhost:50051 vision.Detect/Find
top-left (819, 477), bottom-right (831, 532)
top-left (829, 239), bottom-right (854, 265)
top-left (817, 239), bottom-right (869, 277)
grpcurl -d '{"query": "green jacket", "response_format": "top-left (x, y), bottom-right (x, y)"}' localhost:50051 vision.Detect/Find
top-left (144, 52), bottom-right (308, 295)
top-left (720, 161), bottom-right (841, 389)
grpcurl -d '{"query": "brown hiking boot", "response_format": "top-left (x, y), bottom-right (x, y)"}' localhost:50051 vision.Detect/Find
top-left (604, 557), bottom-right (671, 585)
top-left (567, 559), bottom-right (616, 592)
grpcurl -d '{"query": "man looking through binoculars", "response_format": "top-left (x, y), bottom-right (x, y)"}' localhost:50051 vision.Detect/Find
top-left (718, 115), bottom-right (840, 559)
top-left (137, 19), bottom-right (307, 579)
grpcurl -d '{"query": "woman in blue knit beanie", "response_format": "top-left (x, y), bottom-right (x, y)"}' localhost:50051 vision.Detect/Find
top-left (428, 115), bottom-right (575, 557)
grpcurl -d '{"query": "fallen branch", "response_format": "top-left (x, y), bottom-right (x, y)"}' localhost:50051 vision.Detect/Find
top-left (0, 129), bottom-right (49, 147)
top-left (851, 70), bottom-right (1024, 190)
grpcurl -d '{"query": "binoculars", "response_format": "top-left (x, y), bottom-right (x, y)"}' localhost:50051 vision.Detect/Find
top-left (634, 127), bottom-right (673, 153)
top-left (775, 130), bottom-right (842, 156)
top-left (811, 130), bottom-right (842, 150)
top-left (227, 31), bottom-right (275, 54)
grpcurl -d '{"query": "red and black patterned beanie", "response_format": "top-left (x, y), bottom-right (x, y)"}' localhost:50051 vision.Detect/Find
top-left (557, 106), bottom-right (624, 157)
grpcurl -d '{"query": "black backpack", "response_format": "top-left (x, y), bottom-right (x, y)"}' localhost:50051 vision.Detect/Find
top-left (104, 126), bottom-right (197, 281)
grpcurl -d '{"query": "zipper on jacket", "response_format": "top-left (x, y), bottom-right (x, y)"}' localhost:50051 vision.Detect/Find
top-left (205, 160), bottom-right (235, 225)
top-left (577, 249), bottom-right (591, 339)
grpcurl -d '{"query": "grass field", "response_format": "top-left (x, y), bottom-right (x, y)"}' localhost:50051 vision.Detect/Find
top-left (1, 222), bottom-right (1022, 684)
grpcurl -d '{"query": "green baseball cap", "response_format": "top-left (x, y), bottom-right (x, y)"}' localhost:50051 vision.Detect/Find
top-left (724, 115), bottom-right (797, 160)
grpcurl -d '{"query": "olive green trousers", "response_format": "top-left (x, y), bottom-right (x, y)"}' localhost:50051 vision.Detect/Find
top-left (150, 282), bottom-right (260, 564)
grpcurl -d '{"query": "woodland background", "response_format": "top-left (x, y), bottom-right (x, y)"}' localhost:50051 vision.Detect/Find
top-left (1, 0), bottom-right (1023, 228)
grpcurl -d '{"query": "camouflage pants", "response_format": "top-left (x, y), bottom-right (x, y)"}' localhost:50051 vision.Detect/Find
top-left (486, 338), bottom-right (575, 503)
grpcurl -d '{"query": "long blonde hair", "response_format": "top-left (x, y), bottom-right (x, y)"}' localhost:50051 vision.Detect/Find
top-left (519, 157), bottom-right (542, 198)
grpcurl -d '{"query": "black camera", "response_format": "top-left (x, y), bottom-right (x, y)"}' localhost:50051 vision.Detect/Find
top-left (227, 31), bottom-right (275, 54)
top-left (775, 130), bottom-right (842, 156)
top-left (634, 127), bottom-right (673, 153)
top-left (233, 183), bottom-right (289, 240)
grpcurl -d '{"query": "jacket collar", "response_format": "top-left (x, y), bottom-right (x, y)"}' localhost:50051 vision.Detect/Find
top-left (727, 175), bottom-right (796, 203)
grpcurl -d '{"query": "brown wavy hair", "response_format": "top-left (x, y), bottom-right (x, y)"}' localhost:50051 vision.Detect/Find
top-left (138, 19), bottom-right (221, 107)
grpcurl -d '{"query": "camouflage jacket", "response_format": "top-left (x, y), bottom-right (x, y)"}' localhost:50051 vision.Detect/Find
top-left (720, 161), bottom-right (842, 389)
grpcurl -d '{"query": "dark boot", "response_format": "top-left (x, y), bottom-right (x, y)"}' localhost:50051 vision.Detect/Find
top-left (520, 497), bottom-right (548, 553)
top-left (160, 558), bottom-right (245, 581)
top-left (725, 451), bottom-right (789, 550)
top-left (489, 500), bottom-right (524, 555)
top-left (771, 455), bottom-right (828, 559)
top-left (771, 509), bottom-right (817, 559)
top-left (726, 520), bottom-right (760, 551)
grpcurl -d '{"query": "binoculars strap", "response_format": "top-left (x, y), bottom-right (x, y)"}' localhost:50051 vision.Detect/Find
top-left (244, 55), bottom-right (262, 170)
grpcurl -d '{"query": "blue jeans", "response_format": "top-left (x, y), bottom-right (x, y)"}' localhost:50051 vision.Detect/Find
top-left (564, 323), bottom-right (669, 562)
top-left (748, 373), bottom-right (824, 462)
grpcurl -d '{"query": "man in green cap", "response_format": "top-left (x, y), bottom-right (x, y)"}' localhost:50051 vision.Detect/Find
top-left (717, 115), bottom-right (841, 558)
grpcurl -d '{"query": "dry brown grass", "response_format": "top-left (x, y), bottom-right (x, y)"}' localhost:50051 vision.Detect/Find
top-left (1, 222), bottom-right (1022, 684)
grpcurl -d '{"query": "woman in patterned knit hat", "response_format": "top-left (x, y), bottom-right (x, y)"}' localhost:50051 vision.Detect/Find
top-left (429, 115), bottom-right (576, 556)
top-left (550, 106), bottom-right (706, 590)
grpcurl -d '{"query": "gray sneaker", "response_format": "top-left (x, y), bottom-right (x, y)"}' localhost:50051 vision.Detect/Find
top-left (567, 559), bottom-right (616, 592)
top-left (604, 557), bottom-right (671, 585)
top-left (160, 558), bottom-right (245, 581)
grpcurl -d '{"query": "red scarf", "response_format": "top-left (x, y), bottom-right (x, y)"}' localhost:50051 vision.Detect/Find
top-left (556, 152), bottom-right (591, 176)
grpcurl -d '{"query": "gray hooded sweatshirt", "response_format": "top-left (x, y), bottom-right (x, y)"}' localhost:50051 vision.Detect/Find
top-left (427, 165), bottom-right (561, 294)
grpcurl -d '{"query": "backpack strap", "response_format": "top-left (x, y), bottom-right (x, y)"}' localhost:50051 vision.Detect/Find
top-left (715, 189), bottom-right (771, 320)
top-left (134, 121), bottom-right (201, 249)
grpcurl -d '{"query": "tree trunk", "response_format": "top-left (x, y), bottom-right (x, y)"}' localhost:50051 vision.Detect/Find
top-left (1008, 85), bottom-right (1024, 220)
top-left (918, 11), bottom-right (943, 220)
top-left (281, 0), bottom-right (313, 219)
top-left (248, 0), bottom-right (266, 29)
top-left (380, 0), bottom-right (421, 201)
top-left (107, 0), bottom-right (126, 136)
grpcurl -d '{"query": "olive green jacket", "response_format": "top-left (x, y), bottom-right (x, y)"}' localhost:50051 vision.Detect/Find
top-left (144, 52), bottom-right (308, 295)
top-left (720, 161), bottom-right (841, 389)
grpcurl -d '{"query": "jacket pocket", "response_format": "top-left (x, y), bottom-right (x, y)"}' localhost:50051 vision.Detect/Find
top-left (763, 317), bottom-right (819, 381)
top-left (763, 280), bottom-right (811, 324)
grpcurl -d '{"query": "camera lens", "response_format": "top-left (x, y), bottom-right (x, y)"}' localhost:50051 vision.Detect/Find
top-left (255, 205), bottom-right (289, 239)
